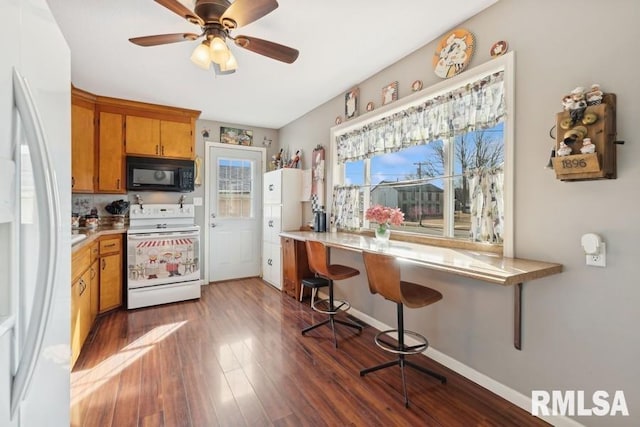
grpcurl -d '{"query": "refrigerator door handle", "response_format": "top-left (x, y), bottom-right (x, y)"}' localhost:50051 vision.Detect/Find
top-left (10, 69), bottom-right (61, 418)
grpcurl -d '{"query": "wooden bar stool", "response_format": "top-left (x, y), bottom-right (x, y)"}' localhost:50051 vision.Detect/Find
top-left (360, 251), bottom-right (446, 407)
top-left (301, 240), bottom-right (362, 348)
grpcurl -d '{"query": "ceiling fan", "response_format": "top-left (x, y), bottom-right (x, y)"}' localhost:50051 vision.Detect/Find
top-left (129, 0), bottom-right (299, 75)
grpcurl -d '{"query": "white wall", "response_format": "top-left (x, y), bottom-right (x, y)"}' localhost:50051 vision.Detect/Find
top-left (279, 1), bottom-right (640, 425)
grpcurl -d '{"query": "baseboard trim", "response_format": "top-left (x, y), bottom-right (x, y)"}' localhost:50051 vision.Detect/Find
top-left (342, 303), bottom-right (584, 427)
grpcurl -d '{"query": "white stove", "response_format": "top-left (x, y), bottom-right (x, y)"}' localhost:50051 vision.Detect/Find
top-left (126, 203), bottom-right (201, 309)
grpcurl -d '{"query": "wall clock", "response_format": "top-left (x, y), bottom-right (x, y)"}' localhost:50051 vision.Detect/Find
top-left (432, 28), bottom-right (475, 79)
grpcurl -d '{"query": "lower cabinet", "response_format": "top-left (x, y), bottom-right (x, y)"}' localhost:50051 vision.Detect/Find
top-left (262, 241), bottom-right (282, 289)
top-left (71, 259), bottom-right (91, 367)
top-left (281, 237), bottom-right (312, 299)
top-left (71, 234), bottom-right (124, 367)
top-left (99, 235), bottom-right (122, 313)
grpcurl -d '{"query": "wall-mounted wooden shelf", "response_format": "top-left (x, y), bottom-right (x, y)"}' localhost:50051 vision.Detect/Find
top-left (553, 94), bottom-right (617, 181)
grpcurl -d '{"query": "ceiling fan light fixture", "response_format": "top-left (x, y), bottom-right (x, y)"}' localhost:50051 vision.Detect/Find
top-left (190, 41), bottom-right (212, 70)
top-left (209, 36), bottom-right (230, 65)
top-left (220, 50), bottom-right (237, 72)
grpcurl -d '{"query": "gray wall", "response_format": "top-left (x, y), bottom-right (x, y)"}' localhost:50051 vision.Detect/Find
top-left (279, 1), bottom-right (640, 425)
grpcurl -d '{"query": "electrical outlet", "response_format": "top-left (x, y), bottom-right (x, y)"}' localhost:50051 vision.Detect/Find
top-left (585, 242), bottom-right (606, 267)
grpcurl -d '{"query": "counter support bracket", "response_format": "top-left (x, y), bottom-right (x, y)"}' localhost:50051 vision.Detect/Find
top-left (514, 282), bottom-right (523, 350)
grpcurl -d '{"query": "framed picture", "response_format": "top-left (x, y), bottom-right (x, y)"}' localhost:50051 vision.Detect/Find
top-left (345, 87), bottom-right (359, 120)
top-left (382, 81), bottom-right (398, 105)
top-left (220, 126), bottom-right (253, 146)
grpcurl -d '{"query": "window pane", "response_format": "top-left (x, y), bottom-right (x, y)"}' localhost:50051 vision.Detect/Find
top-left (453, 124), bottom-right (504, 239)
top-left (344, 159), bottom-right (364, 186)
top-left (369, 143), bottom-right (445, 236)
top-left (217, 158), bottom-right (253, 218)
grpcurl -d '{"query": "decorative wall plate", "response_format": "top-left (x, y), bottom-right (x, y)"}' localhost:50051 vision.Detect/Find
top-left (432, 28), bottom-right (475, 79)
top-left (366, 101), bottom-right (374, 112)
top-left (490, 40), bottom-right (508, 58)
top-left (411, 80), bottom-right (423, 92)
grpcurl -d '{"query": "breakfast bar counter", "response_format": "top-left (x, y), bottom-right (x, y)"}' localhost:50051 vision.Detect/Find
top-left (279, 231), bottom-right (563, 349)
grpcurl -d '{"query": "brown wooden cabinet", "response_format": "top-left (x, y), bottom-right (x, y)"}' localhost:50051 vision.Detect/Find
top-left (97, 111), bottom-right (125, 193)
top-left (125, 116), bottom-right (194, 159)
top-left (99, 235), bottom-right (122, 313)
top-left (71, 85), bottom-right (201, 194)
top-left (282, 237), bottom-right (312, 299)
top-left (71, 245), bottom-right (93, 367)
top-left (89, 242), bottom-right (99, 323)
top-left (71, 88), bottom-right (96, 192)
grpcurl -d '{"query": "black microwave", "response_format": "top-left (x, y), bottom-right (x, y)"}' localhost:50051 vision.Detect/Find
top-left (126, 156), bottom-right (195, 192)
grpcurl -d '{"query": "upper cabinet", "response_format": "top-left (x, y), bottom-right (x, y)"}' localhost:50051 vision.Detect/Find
top-left (125, 116), bottom-right (194, 159)
top-left (71, 88), bottom-right (96, 193)
top-left (96, 111), bottom-right (125, 193)
top-left (71, 86), bottom-right (201, 193)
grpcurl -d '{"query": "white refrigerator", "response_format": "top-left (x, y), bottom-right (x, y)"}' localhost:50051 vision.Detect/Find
top-left (0, 0), bottom-right (71, 426)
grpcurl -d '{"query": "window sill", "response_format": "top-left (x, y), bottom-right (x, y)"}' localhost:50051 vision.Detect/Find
top-left (340, 229), bottom-right (503, 255)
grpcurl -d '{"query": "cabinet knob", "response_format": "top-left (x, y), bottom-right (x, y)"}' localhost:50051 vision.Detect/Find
top-left (268, 220), bottom-right (274, 227)
top-left (268, 184), bottom-right (274, 191)
top-left (267, 258), bottom-right (272, 266)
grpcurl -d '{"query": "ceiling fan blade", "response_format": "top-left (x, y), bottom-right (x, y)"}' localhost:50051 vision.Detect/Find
top-left (154, 0), bottom-right (204, 26)
top-left (220, 0), bottom-right (278, 29)
top-left (234, 36), bottom-right (299, 64)
top-left (129, 33), bottom-right (200, 47)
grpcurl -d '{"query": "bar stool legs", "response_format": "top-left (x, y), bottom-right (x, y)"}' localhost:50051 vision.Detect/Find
top-left (302, 279), bottom-right (362, 348)
top-left (360, 303), bottom-right (446, 407)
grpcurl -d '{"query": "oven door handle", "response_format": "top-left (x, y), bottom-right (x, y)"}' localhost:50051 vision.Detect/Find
top-left (128, 231), bottom-right (201, 240)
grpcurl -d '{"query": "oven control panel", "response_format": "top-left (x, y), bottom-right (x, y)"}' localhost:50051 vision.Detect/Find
top-left (130, 204), bottom-right (194, 219)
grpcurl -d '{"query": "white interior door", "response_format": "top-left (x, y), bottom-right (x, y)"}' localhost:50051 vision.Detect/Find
top-left (207, 144), bottom-right (264, 282)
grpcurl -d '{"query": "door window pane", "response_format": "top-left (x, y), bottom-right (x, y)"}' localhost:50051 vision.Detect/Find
top-left (217, 158), bottom-right (253, 218)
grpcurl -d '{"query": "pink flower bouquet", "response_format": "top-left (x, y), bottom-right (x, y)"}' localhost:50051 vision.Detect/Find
top-left (365, 205), bottom-right (404, 227)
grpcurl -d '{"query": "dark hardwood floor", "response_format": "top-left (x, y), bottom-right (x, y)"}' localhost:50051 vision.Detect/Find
top-left (71, 278), bottom-right (548, 427)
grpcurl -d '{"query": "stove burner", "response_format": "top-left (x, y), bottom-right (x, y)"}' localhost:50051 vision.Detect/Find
top-left (156, 223), bottom-right (168, 229)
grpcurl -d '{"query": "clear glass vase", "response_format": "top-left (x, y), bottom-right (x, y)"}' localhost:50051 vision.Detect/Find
top-left (374, 223), bottom-right (391, 241)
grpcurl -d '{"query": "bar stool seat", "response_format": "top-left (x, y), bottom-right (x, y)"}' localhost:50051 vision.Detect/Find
top-left (359, 250), bottom-right (446, 407)
top-left (299, 276), bottom-right (329, 308)
top-left (301, 240), bottom-right (362, 348)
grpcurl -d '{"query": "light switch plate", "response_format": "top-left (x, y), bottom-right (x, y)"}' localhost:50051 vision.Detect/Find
top-left (193, 197), bottom-right (203, 206)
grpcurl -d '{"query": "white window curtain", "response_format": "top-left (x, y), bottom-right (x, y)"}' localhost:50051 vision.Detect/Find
top-left (331, 186), bottom-right (361, 231)
top-left (335, 71), bottom-right (505, 164)
top-left (467, 167), bottom-right (504, 243)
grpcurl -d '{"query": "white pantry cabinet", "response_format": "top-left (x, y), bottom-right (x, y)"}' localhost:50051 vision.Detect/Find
top-left (262, 169), bottom-right (302, 289)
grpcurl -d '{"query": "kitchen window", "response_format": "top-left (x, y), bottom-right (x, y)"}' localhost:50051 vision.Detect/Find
top-left (330, 53), bottom-right (514, 255)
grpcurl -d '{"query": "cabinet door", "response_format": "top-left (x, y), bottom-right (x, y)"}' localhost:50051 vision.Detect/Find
top-left (89, 260), bottom-right (99, 323)
top-left (78, 271), bottom-right (92, 348)
top-left (125, 116), bottom-right (160, 156)
top-left (262, 241), bottom-right (281, 289)
top-left (97, 111), bottom-right (125, 193)
top-left (281, 237), bottom-right (296, 297)
top-left (70, 279), bottom-right (81, 366)
top-left (71, 103), bottom-right (94, 192)
top-left (263, 205), bottom-right (282, 243)
top-left (263, 170), bottom-right (282, 203)
top-left (99, 252), bottom-right (122, 313)
top-left (160, 120), bottom-right (193, 159)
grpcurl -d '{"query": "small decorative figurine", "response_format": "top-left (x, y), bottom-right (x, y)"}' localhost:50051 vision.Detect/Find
top-left (557, 141), bottom-right (573, 156)
top-left (586, 84), bottom-right (603, 106)
top-left (271, 148), bottom-right (284, 169)
top-left (580, 138), bottom-right (596, 154)
top-left (288, 150), bottom-right (301, 168)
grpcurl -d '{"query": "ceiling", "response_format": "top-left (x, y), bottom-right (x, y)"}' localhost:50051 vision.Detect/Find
top-left (48, 0), bottom-right (497, 129)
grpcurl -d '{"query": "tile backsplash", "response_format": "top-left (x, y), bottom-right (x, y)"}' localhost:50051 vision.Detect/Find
top-left (72, 194), bottom-right (130, 217)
